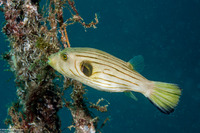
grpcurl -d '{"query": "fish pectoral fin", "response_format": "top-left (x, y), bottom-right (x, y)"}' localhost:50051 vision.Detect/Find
top-left (127, 55), bottom-right (144, 73)
top-left (124, 91), bottom-right (138, 101)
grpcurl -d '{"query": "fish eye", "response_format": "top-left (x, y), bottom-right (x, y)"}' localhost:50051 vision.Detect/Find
top-left (61, 53), bottom-right (68, 61)
top-left (80, 61), bottom-right (93, 77)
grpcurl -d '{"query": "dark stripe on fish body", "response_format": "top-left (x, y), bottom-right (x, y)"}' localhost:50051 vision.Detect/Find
top-left (78, 51), bottom-right (128, 67)
top-left (92, 71), bottom-right (139, 87)
top-left (63, 67), bottom-right (86, 83)
top-left (77, 50), bottom-right (144, 78)
top-left (102, 72), bottom-right (139, 87)
top-left (75, 54), bottom-right (136, 77)
top-left (70, 68), bottom-right (128, 91)
top-left (92, 79), bottom-right (112, 86)
top-left (93, 77), bottom-right (129, 87)
top-left (60, 67), bottom-right (67, 75)
top-left (75, 53), bottom-right (144, 79)
top-left (69, 68), bottom-right (76, 76)
top-left (74, 60), bottom-right (81, 76)
top-left (99, 86), bottom-right (131, 90)
top-left (69, 62), bottom-right (117, 88)
top-left (85, 60), bottom-right (141, 81)
top-left (69, 68), bottom-right (90, 83)
top-left (76, 52), bottom-right (128, 71)
top-left (72, 68), bottom-right (130, 88)
top-left (92, 71), bottom-right (102, 76)
top-left (69, 66), bottom-right (113, 89)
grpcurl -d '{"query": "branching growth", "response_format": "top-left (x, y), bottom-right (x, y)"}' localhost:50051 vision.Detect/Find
top-left (0, 0), bottom-right (107, 132)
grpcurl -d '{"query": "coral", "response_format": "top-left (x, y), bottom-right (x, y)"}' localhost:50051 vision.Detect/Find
top-left (1, 0), bottom-right (107, 132)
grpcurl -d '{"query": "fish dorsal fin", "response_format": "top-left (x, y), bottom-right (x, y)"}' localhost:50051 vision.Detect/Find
top-left (127, 55), bottom-right (144, 73)
top-left (124, 91), bottom-right (138, 101)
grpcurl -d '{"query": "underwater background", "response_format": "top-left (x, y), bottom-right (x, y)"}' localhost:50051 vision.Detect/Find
top-left (0, 0), bottom-right (200, 132)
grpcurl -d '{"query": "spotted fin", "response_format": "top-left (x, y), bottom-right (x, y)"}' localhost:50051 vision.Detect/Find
top-left (127, 55), bottom-right (144, 73)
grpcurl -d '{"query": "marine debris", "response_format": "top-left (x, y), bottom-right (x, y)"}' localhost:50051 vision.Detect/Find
top-left (0, 0), bottom-right (107, 132)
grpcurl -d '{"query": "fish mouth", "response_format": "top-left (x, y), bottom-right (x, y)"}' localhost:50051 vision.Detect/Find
top-left (47, 54), bottom-right (57, 68)
top-left (47, 58), bottom-right (51, 65)
top-left (47, 57), bottom-right (53, 67)
top-left (48, 54), bottom-right (65, 75)
top-left (48, 56), bottom-right (67, 76)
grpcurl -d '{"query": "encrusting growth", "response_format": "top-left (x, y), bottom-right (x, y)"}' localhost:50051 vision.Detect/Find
top-left (1, 0), bottom-right (107, 132)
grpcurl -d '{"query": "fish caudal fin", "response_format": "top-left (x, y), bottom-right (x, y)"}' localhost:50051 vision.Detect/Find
top-left (146, 81), bottom-right (181, 114)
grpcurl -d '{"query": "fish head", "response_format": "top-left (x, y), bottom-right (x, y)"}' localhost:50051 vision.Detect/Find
top-left (48, 48), bottom-right (77, 78)
top-left (48, 47), bottom-right (94, 80)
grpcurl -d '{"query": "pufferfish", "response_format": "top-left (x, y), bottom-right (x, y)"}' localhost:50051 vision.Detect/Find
top-left (48, 47), bottom-right (181, 114)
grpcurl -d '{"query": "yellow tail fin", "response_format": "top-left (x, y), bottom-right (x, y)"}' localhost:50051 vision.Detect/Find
top-left (147, 81), bottom-right (181, 114)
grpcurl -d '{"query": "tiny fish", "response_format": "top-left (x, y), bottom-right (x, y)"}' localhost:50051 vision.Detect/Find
top-left (48, 47), bottom-right (181, 114)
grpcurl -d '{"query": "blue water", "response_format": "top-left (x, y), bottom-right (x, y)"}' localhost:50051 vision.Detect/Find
top-left (1, 0), bottom-right (200, 132)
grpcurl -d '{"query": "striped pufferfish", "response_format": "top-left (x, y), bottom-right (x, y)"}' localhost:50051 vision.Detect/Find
top-left (48, 47), bottom-right (181, 114)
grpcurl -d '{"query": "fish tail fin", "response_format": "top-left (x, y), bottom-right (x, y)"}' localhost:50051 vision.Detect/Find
top-left (145, 81), bottom-right (181, 114)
